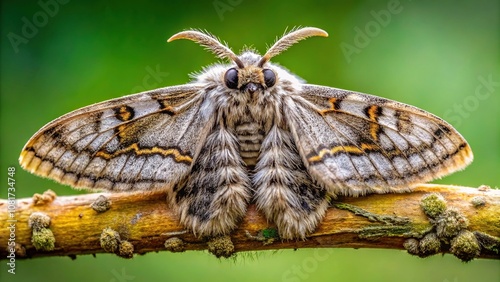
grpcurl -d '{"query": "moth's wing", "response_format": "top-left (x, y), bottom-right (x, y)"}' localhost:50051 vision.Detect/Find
top-left (284, 85), bottom-right (473, 196)
top-left (20, 85), bottom-right (215, 192)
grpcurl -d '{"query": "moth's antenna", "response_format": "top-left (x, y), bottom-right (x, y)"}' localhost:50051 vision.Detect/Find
top-left (168, 30), bottom-right (245, 68)
top-left (258, 27), bottom-right (328, 67)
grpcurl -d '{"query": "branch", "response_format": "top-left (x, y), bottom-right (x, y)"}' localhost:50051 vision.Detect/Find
top-left (1, 184), bottom-right (499, 261)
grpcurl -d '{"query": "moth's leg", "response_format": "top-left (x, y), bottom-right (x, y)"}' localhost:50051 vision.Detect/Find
top-left (171, 122), bottom-right (251, 237)
top-left (254, 124), bottom-right (330, 239)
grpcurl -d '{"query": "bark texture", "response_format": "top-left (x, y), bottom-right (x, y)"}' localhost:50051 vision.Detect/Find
top-left (1, 184), bottom-right (498, 260)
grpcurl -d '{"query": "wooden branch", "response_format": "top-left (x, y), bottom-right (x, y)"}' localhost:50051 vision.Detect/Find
top-left (1, 184), bottom-right (499, 261)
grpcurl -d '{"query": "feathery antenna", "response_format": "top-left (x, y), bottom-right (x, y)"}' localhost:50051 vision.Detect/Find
top-left (258, 27), bottom-right (328, 67)
top-left (168, 30), bottom-right (245, 68)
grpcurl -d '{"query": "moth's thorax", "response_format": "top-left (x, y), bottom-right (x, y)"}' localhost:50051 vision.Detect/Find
top-left (195, 51), bottom-right (304, 166)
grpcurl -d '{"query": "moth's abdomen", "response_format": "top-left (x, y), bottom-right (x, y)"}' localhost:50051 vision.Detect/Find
top-left (235, 122), bottom-right (264, 166)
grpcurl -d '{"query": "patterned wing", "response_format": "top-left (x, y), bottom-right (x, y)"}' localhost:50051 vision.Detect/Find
top-left (20, 85), bottom-right (215, 192)
top-left (284, 85), bottom-right (473, 196)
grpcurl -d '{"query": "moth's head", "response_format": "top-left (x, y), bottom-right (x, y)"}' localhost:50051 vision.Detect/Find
top-left (168, 27), bottom-right (328, 94)
top-left (223, 62), bottom-right (275, 94)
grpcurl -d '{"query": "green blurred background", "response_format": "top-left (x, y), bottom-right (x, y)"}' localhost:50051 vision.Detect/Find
top-left (1, 0), bottom-right (499, 281)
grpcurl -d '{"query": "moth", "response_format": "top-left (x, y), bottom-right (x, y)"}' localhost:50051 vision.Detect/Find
top-left (20, 27), bottom-right (473, 239)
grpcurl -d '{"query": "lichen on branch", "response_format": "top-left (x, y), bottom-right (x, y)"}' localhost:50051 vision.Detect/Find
top-left (0, 184), bottom-right (498, 261)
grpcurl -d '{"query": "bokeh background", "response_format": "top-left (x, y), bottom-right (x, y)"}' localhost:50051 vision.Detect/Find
top-left (1, 0), bottom-right (499, 281)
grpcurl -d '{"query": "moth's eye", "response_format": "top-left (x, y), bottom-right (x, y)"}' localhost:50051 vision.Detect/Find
top-left (224, 68), bottom-right (239, 89)
top-left (263, 69), bottom-right (276, 88)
